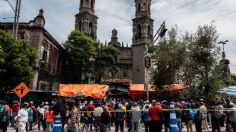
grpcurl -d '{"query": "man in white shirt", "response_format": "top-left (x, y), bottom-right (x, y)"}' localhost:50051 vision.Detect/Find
top-left (17, 102), bottom-right (28, 132)
top-left (94, 103), bottom-right (103, 132)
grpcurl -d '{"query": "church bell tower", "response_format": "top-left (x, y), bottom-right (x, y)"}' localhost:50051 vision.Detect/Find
top-left (75, 0), bottom-right (98, 39)
top-left (132, 0), bottom-right (154, 83)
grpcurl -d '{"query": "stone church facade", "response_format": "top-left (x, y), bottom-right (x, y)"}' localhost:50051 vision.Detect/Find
top-left (0, 9), bottom-right (64, 91)
top-left (76, 0), bottom-right (154, 84)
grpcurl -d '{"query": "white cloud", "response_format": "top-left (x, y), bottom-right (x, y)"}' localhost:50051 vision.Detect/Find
top-left (1, 0), bottom-right (236, 73)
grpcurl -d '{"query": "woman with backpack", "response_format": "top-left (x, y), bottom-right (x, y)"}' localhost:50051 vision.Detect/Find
top-left (183, 104), bottom-right (195, 132)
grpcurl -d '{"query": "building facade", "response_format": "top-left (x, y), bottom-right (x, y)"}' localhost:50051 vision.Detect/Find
top-left (0, 9), bottom-right (64, 91)
top-left (76, 0), bottom-right (154, 84)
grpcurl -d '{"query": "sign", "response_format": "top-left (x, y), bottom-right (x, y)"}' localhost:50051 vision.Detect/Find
top-left (144, 56), bottom-right (151, 68)
top-left (12, 83), bottom-right (30, 98)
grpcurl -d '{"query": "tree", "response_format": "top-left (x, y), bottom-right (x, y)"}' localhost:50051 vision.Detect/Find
top-left (185, 24), bottom-right (221, 98)
top-left (62, 30), bottom-right (96, 83)
top-left (153, 27), bottom-right (187, 87)
top-left (0, 30), bottom-right (36, 90)
top-left (153, 24), bottom-right (223, 100)
top-left (94, 44), bottom-right (117, 83)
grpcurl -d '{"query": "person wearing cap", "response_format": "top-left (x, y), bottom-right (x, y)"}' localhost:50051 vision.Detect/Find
top-left (142, 101), bottom-right (151, 132)
top-left (199, 100), bottom-right (208, 130)
top-left (131, 102), bottom-right (141, 132)
top-left (148, 100), bottom-right (163, 132)
top-left (114, 103), bottom-right (126, 132)
top-left (16, 102), bottom-right (29, 132)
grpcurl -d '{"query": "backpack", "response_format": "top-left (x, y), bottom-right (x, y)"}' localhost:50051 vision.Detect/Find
top-left (0, 105), bottom-right (6, 122)
top-left (188, 109), bottom-right (195, 120)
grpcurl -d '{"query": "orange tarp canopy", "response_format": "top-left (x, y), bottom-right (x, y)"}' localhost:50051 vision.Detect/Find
top-left (59, 84), bottom-right (108, 100)
top-left (129, 84), bottom-right (156, 92)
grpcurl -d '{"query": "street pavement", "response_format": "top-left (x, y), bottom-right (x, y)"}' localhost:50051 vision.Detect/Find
top-left (7, 123), bottom-right (226, 132)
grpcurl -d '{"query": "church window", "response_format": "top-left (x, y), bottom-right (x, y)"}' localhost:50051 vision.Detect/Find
top-left (137, 24), bottom-right (142, 38)
top-left (89, 22), bottom-right (93, 36)
top-left (148, 4), bottom-right (150, 14)
top-left (79, 21), bottom-right (82, 30)
top-left (138, 3), bottom-right (141, 12)
top-left (91, 0), bottom-right (94, 9)
top-left (80, 0), bottom-right (83, 8)
top-left (143, 3), bottom-right (147, 11)
top-left (148, 25), bottom-right (151, 37)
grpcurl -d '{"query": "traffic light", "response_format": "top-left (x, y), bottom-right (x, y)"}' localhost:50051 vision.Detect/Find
top-left (144, 56), bottom-right (151, 68)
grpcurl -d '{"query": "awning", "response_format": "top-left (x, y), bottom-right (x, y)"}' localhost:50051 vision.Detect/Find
top-left (59, 84), bottom-right (108, 100)
top-left (162, 84), bottom-right (189, 92)
top-left (129, 84), bottom-right (156, 92)
top-left (217, 86), bottom-right (236, 97)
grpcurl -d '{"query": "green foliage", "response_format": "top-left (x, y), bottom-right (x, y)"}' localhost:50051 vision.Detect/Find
top-left (94, 44), bottom-right (117, 83)
top-left (153, 27), bottom-right (187, 87)
top-left (153, 24), bottom-right (223, 100)
top-left (228, 74), bottom-right (236, 85)
top-left (62, 30), bottom-right (117, 84)
top-left (0, 30), bottom-right (36, 90)
top-left (63, 30), bottom-right (96, 83)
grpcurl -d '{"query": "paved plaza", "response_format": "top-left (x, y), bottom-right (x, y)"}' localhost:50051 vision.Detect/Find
top-left (7, 124), bottom-right (226, 132)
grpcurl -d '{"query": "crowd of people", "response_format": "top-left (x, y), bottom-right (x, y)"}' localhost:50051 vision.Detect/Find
top-left (0, 97), bottom-right (236, 132)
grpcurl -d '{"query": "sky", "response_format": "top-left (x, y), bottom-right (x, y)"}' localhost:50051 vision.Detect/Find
top-left (0, 0), bottom-right (236, 73)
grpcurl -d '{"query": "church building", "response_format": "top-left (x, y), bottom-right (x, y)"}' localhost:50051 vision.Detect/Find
top-left (75, 0), bottom-right (154, 84)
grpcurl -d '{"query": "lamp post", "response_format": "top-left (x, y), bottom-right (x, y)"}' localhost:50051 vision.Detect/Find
top-left (144, 21), bottom-right (168, 101)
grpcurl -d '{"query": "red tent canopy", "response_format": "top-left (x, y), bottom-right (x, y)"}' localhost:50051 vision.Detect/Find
top-left (129, 84), bottom-right (156, 100)
top-left (162, 84), bottom-right (189, 92)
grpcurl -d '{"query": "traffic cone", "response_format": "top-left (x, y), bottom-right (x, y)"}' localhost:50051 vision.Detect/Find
top-left (53, 114), bottom-right (62, 132)
top-left (169, 101), bottom-right (178, 132)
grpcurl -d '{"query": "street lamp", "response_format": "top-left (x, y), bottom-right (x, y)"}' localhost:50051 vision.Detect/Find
top-left (218, 40), bottom-right (228, 55)
top-left (145, 21), bottom-right (168, 101)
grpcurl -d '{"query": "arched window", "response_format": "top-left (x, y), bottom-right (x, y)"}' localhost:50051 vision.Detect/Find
top-left (91, 0), bottom-right (94, 9)
top-left (148, 25), bottom-right (151, 37)
top-left (137, 24), bottom-right (142, 38)
top-left (79, 21), bottom-right (82, 30)
top-left (138, 3), bottom-right (141, 12)
top-left (89, 22), bottom-right (93, 36)
top-left (80, 0), bottom-right (83, 8)
top-left (143, 3), bottom-right (147, 11)
top-left (148, 4), bottom-right (151, 14)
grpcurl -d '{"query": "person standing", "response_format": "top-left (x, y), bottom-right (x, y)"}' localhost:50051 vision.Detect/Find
top-left (45, 106), bottom-right (54, 132)
top-left (148, 100), bottom-right (163, 132)
top-left (11, 101), bottom-right (19, 127)
top-left (175, 103), bottom-right (183, 132)
top-left (94, 103), bottom-right (103, 132)
top-left (27, 103), bottom-right (34, 131)
top-left (17, 102), bottom-right (29, 132)
top-left (38, 104), bottom-right (46, 131)
top-left (227, 104), bottom-right (236, 132)
top-left (100, 107), bottom-right (111, 132)
top-left (199, 100), bottom-right (208, 130)
top-left (70, 103), bottom-right (79, 132)
top-left (0, 100), bottom-right (9, 132)
top-left (142, 101), bottom-right (151, 132)
top-left (194, 103), bottom-right (202, 132)
top-left (114, 103), bottom-right (126, 132)
top-left (131, 102), bottom-right (141, 132)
